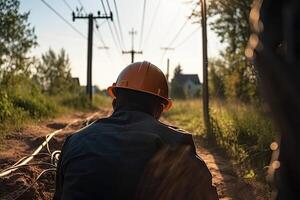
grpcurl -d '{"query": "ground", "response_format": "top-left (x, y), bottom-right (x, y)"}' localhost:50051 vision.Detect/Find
top-left (0, 109), bottom-right (268, 200)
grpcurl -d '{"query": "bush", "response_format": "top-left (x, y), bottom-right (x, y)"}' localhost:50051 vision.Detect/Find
top-left (11, 94), bottom-right (56, 118)
top-left (60, 92), bottom-right (91, 110)
top-left (0, 92), bottom-right (29, 142)
top-left (163, 99), bottom-right (277, 180)
top-left (210, 102), bottom-right (276, 178)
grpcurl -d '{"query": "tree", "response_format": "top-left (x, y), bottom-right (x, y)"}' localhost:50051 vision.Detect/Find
top-left (192, 0), bottom-right (259, 102)
top-left (0, 0), bottom-right (37, 76)
top-left (171, 64), bottom-right (185, 99)
top-left (208, 59), bottom-right (225, 99)
top-left (35, 48), bottom-right (77, 95)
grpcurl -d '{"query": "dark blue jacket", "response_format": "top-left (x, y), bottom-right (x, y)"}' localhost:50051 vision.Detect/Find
top-left (54, 109), bottom-right (218, 200)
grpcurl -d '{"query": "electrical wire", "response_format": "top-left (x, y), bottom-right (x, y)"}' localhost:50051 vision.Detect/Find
top-left (160, 5), bottom-right (198, 63)
top-left (159, 19), bottom-right (189, 63)
top-left (143, 0), bottom-right (164, 51)
top-left (138, 0), bottom-right (147, 50)
top-left (39, 0), bottom-right (86, 39)
top-left (105, 0), bottom-right (125, 50)
top-left (159, 6), bottom-right (182, 49)
top-left (174, 26), bottom-right (200, 48)
top-left (94, 20), bottom-right (108, 47)
top-left (77, 0), bottom-right (87, 14)
top-left (1, 163), bottom-right (56, 173)
top-left (62, 0), bottom-right (73, 12)
top-left (11, 153), bottom-right (51, 168)
top-left (112, 0), bottom-right (126, 50)
top-left (100, 0), bottom-right (122, 52)
top-left (13, 169), bottom-right (56, 200)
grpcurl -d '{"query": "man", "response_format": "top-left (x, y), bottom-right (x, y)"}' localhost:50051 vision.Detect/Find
top-left (54, 61), bottom-right (218, 200)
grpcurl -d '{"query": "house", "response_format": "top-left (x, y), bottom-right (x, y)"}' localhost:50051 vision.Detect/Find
top-left (80, 85), bottom-right (101, 94)
top-left (172, 74), bottom-right (201, 98)
top-left (71, 77), bottom-right (80, 86)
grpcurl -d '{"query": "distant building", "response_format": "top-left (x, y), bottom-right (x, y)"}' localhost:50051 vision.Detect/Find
top-left (71, 77), bottom-right (80, 86)
top-left (80, 85), bottom-right (101, 94)
top-left (172, 74), bottom-right (201, 98)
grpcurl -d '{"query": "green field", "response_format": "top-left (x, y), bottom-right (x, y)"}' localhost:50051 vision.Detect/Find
top-left (163, 99), bottom-right (277, 180)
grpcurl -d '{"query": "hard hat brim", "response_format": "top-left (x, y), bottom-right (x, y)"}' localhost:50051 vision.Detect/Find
top-left (107, 86), bottom-right (172, 112)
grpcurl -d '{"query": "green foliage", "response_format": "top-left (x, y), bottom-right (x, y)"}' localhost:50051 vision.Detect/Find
top-left (208, 59), bottom-right (226, 99)
top-left (11, 94), bottom-right (56, 118)
top-left (164, 99), bottom-right (276, 180)
top-left (0, 92), bottom-right (14, 122)
top-left (192, 0), bottom-right (259, 102)
top-left (34, 48), bottom-right (77, 94)
top-left (0, 0), bottom-right (112, 145)
top-left (0, 0), bottom-right (37, 74)
top-left (210, 101), bottom-right (276, 178)
top-left (170, 65), bottom-right (185, 99)
top-left (207, 0), bottom-right (259, 102)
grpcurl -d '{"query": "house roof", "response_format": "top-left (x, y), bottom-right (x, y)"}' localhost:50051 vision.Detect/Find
top-left (71, 77), bottom-right (80, 85)
top-left (173, 74), bottom-right (201, 85)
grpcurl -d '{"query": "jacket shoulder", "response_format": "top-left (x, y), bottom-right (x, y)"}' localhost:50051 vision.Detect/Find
top-left (156, 122), bottom-right (195, 147)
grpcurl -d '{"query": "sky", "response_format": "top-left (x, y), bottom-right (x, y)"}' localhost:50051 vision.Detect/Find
top-left (20, 0), bottom-right (225, 89)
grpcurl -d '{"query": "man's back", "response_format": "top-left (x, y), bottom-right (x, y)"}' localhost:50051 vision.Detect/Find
top-left (54, 109), bottom-right (217, 200)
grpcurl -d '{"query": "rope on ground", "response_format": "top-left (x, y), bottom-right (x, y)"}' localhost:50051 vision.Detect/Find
top-left (0, 112), bottom-right (100, 178)
top-left (12, 168), bottom-right (57, 200)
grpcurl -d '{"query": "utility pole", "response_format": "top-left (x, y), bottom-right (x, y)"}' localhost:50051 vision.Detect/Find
top-left (123, 28), bottom-right (142, 63)
top-left (166, 58), bottom-right (170, 83)
top-left (200, 0), bottom-right (211, 135)
top-left (160, 47), bottom-right (174, 83)
top-left (73, 11), bottom-right (113, 102)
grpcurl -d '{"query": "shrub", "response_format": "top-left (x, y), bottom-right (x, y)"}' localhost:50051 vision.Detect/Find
top-left (11, 94), bottom-right (56, 118)
top-left (163, 99), bottom-right (277, 180)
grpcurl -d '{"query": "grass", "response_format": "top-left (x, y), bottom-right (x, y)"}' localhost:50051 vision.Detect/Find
top-left (163, 100), bottom-right (204, 135)
top-left (163, 99), bottom-right (277, 181)
top-left (0, 90), bottom-right (112, 147)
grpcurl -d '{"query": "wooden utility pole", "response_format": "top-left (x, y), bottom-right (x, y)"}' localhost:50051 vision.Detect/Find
top-left (160, 47), bottom-right (174, 73)
top-left (122, 28), bottom-right (142, 63)
top-left (73, 11), bottom-right (112, 102)
top-left (200, 0), bottom-right (211, 134)
top-left (166, 58), bottom-right (170, 83)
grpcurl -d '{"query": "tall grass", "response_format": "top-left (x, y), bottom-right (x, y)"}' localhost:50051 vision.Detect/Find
top-left (163, 99), bottom-right (277, 180)
top-left (163, 100), bottom-right (204, 134)
top-left (0, 89), bottom-right (111, 146)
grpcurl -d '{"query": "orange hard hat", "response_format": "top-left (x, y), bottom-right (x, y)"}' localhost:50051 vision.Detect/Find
top-left (107, 61), bottom-right (172, 111)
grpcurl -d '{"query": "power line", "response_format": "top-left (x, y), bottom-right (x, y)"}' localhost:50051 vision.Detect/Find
top-left (138, 0), bottom-right (147, 50)
top-left (160, 19), bottom-right (189, 63)
top-left (73, 12), bottom-right (113, 102)
top-left (122, 28), bottom-right (143, 63)
top-left (100, 0), bottom-right (122, 51)
top-left (77, 0), bottom-right (87, 14)
top-left (75, 0), bottom-right (109, 50)
top-left (166, 18), bottom-right (189, 48)
top-left (159, 6), bottom-right (182, 49)
top-left (174, 26), bottom-right (200, 48)
top-left (39, 0), bottom-right (86, 39)
top-left (94, 20), bottom-right (108, 48)
top-left (112, 0), bottom-right (126, 50)
top-left (160, 5), bottom-right (197, 62)
top-left (105, 0), bottom-right (124, 50)
top-left (143, 0), bottom-right (164, 50)
top-left (62, 0), bottom-right (73, 12)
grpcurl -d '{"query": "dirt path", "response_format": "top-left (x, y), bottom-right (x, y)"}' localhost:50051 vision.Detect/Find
top-left (0, 111), bottom-right (268, 200)
top-left (0, 109), bottom-right (111, 200)
top-left (193, 137), bottom-right (269, 200)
